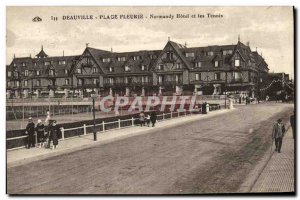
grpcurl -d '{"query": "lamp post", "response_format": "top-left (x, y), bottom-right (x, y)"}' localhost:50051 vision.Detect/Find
top-left (91, 92), bottom-right (97, 141)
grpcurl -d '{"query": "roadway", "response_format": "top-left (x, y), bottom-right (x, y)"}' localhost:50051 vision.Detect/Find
top-left (7, 103), bottom-right (294, 194)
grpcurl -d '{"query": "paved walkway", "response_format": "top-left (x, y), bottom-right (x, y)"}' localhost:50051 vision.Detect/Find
top-left (251, 127), bottom-right (295, 193)
top-left (7, 109), bottom-right (233, 167)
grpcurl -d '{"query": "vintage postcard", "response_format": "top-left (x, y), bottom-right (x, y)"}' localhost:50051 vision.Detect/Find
top-left (6, 6), bottom-right (295, 195)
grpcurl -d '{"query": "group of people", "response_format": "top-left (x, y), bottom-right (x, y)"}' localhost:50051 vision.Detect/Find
top-left (139, 111), bottom-right (157, 127)
top-left (25, 111), bottom-right (61, 150)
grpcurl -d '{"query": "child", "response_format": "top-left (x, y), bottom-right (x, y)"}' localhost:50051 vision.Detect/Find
top-left (146, 114), bottom-right (151, 127)
top-left (36, 119), bottom-right (45, 148)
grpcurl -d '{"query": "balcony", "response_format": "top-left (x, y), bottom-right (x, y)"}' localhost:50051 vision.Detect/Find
top-left (158, 80), bottom-right (183, 86)
top-left (230, 78), bottom-right (244, 83)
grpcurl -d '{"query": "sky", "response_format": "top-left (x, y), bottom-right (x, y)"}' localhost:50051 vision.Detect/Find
top-left (6, 6), bottom-right (294, 78)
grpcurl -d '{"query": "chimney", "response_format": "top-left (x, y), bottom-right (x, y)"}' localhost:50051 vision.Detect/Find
top-left (168, 37), bottom-right (170, 41)
top-left (111, 47), bottom-right (113, 53)
top-left (238, 34), bottom-right (240, 42)
top-left (86, 43), bottom-right (89, 48)
top-left (184, 42), bottom-right (187, 47)
top-left (246, 41), bottom-right (250, 47)
top-left (13, 53), bottom-right (15, 59)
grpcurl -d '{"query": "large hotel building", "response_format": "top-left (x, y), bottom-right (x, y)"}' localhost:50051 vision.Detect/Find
top-left (6, 40), bottom-right (269, 98)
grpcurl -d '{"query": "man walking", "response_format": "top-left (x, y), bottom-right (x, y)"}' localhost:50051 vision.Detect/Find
top-left (25, 117), bottom-right (35, 149)
top-left (272, 119), bottom-right (286, 153)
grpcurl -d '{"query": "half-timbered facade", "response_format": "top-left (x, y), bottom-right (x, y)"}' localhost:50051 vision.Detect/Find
top-left (6, 40), bottom-right (269, 98)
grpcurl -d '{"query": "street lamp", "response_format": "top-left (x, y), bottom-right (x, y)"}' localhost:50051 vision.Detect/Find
top-left (91, 91), bottom-right (97, 141)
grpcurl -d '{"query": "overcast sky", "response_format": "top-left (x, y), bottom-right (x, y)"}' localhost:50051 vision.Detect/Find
top-left (6, 6), bottom-right (294, 78)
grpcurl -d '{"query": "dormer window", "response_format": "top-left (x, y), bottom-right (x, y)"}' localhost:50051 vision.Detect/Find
top-left (77, 68), bottom-right (82, 74)
top-left (125, 66), bottom-right (131, 72)
top-left (44, 61), bottom-right (50, 66)
top-left (117, 57), bottom-right (126, 62)
top-left (214, 61), bottom-right (219, 67)
top-left (195, 62), bottom-right (202, 68)
top-left (150, 54), bottom-right (156, 59)
top-left (208, 51), bottom-right (214, 56)
top-left (102, 58), bottom-right (111, 63)
top-left (24, 70), bottom-right (29, 77)
top-left (141, 65), bottom-right (146, 71)
top-left (92, 67), bottom-right (97, 73)
top-left (22, 62), bottom-right (26, 67)
top-left (133, 56), bottom-right (141, 61)
top-left (185, 52), bottom-right (194, 57)
top-left (109, 67), bottom-right (114, 72)
top-left (59, 60), bottom-right (66, 65)
top-left (223, 50), bottom-right (233, 55)
top-left (13, 63), bottom-right (17, 67)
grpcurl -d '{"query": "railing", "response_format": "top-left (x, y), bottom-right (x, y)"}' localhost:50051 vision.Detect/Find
top-left (6, 105), bottom-right (221, 150)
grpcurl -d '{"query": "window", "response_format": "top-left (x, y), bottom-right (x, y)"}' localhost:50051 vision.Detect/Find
top-left (195, 62), bottom-right (202, 68)
top-left (102, 58), bottom-right (111, 62)
top-left (13, 63), bottom-right (17, 67)
top-left (133, 56), bottom-right (141, 61)
top-left (214, 73), bottom-right (221, 80)
top-left (24, 70), bottom-right (29, 76)
top-left (166, 52), bottom-right (174, 60)
top-left (158, 75), bottom-right (163, 83)
top-left (176, 63), bottom-right (182, 69)
top-left (7, 71), bottom-right (11, 77)
top-left (109, 67), bottom-right (114, 72)
top-left (208, 51), bottom-right (214, 56)
top-left (235, 59), bottom-right (240, 67)
top-left (36, 70), bottom-right (40, 76)
top-left (65, 69), bottom-right (68, 74)
top-left (22, 62), bottom-right (26, 67)
top-left (117, 57), bottom-right (126, 62)
top-left (150, 55), bottom-right (156, 59)
top-left (77, 68), bottom-right (82, 74)
top-left (93, 79), bottom-right (98, 85)
top-left (59, 60), bottom-right (66, 65)
top-left (49, 80), bottom-right (55, 86)
top-left (142, 76), bottom-right (148, 83)
top-left (195, 73), bottom-right (200, 81)
top-left (186, 52), bottom-right (194, 57)
top-left (175, 75), bottom-right (179, 82)
top-left (78, 79), bottom-right (83, 85)
top-left (93, 67), bottom-right (97, 73)
top-left (44, 61), bottom-right (50, 66)
top-left (65, 79), bottom-right (69, 85)
top-left (125, 66), bottom-right (131, 72)
top-left (33, 62), bottom-right (37, 66)
top-left (16, 81), bottom-right (20, 87)
top-left (49, 69), bottom-right (54, 76)
top-left (109, 77), bottom-right (114, 84)
top-left (24, 80), bottom-right (28, 87)
top-left (158, 64), bottom-right (164, 70)
top-left (7, 82), bottom-right (11, 87)
top-left (223, 50), bottom-right (233, 55)
top-left (214, 61), bottom-right (219, 67)
top-left (141, 65), bottom-right (146, 71)
top-left (36, 80), bottom-right (40, 86)
top-left (14, 72), bottom-right (19, 77)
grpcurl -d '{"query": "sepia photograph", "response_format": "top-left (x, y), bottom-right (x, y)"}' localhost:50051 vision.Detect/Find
top-left (5, 6), bottom-right (295, 195)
